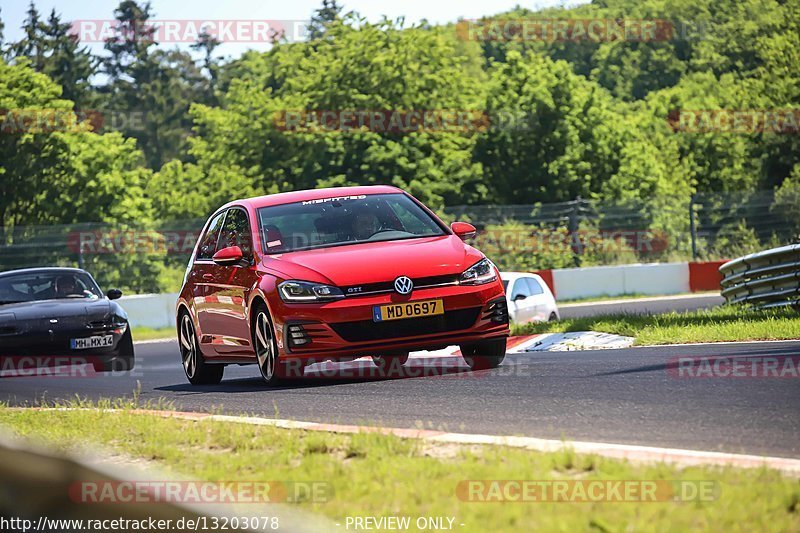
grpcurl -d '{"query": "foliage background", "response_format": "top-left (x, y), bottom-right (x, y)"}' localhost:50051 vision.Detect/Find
top-left (0, 0), bottom-right (798, 291)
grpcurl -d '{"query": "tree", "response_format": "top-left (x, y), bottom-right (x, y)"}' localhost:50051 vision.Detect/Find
top-left (40, 9), bottom-right (97, 108)
top-left (477, 50), bottom-right (630, 203)
top-left (0, 7), bottom-right (6, 54)
top-left (101, 0), bottom-right (208, 169)
top-left (308, 0), bottom-right (343, 40)
top-left (771, 165), bottom-right (800, 241)
top-left (11, 3), bottom-right (43, 64)
top-left (190, 30), bottom-right (221, 104)
top-left (171, 17), bottom-right (487, 217)
top-left (0, 59), bottom-right (167, 292)
top-left (9, 4), bottom-right (97, 109)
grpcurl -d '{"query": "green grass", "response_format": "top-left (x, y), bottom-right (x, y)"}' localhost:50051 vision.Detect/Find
top-left (0, 403), bottom-right (798, 532)
top-left (131, 326), bottom-right (176, 341)
top-left (512, 305), bottom-right (800, 345)
top-left (557, 291), bottom-right (718, 305)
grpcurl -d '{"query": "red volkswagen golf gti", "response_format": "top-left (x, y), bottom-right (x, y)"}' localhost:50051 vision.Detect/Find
top-left (176, 186), bottom-right (509, 385)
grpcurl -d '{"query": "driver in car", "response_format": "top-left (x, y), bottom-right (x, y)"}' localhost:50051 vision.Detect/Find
top-left (351, 208), bottom-right (379, 240)
top-left (54, 275), bottom-right (82, 298)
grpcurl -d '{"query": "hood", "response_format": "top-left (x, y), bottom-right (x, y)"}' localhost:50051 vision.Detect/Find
top-left (0, 298), bottom-right (111, 321)
top-left (263, 235), bottom-right (483, 286)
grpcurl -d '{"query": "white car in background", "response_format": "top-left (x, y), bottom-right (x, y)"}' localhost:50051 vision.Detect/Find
top-left (501, 272), bottom-right (559, 324)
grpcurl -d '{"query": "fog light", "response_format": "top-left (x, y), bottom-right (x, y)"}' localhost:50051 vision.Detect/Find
top-left (287, 324), bottom-right (311, 347)
top-left (485, 299), bottom-right (509, 324)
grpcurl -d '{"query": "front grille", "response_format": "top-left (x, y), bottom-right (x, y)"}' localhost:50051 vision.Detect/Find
top-left (38, 316), bottom-right (86, 329)
top-left (341, 274), bottom-right (458, 296)
top-left (330, 307), bottom-right (481, 342)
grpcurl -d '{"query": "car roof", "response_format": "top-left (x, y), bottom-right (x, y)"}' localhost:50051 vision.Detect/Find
top-left (225, 185), bottom-right (406, 210)
top-left (0, 267), bottom-right (89, 278)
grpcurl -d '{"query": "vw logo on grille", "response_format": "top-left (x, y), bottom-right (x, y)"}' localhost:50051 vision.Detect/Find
top-left (394, 276), bottom-right (414, 295)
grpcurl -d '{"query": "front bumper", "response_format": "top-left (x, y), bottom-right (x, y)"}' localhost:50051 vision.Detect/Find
top-left (269, 281), bottom-right (509, 361)
top-left (0, 326), bottom-right (127, 357)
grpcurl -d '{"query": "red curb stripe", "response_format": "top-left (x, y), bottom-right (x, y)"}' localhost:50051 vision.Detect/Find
top-left (507, 335), bottom-right (538, 350)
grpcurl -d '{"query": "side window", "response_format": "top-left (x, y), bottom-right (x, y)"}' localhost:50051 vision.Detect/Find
top-left (196, 212), bottom-right (226, 260)
top-left (217, 208), bottom-right (253, 257)
top-left (525, 277), bottom-right (544, 296)
top-left (510, 279), bottom-right (530, 300)
top-left (384, 195), bottom-right (442, 235)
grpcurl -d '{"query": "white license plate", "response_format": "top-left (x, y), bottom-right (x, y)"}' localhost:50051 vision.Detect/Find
top-left (71, 335), bottom-right (114, 350)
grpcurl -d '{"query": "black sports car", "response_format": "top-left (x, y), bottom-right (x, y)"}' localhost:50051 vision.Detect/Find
top-left (0, 267), bottom-right (134, 372)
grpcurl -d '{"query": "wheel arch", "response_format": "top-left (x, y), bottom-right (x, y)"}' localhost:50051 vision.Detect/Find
top-left (176, 301), bottom-right (193, 329)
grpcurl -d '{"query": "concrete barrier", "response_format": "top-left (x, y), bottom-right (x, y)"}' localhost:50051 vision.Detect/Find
top-left (119, 292), bottom-right (178, 329)
top-left (552, 265), bottom-right (625, 300)
top-left (619, 262), bottom-right (690, 295)
top-left (549, 262), bottom-right (691, 300)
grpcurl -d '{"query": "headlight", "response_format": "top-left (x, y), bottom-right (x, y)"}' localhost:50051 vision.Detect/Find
top-left (278, 280), bottom-right (344, 302)
top-left (460, 258), bottom-right (498, 285)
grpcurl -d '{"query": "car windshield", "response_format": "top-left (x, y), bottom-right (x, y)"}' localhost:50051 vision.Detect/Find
top-left (257, 193), bottom-right (447, 253)
top-left (0, 271), bottom-right (103, 304)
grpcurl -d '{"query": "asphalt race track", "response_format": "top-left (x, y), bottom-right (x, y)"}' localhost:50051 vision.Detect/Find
top-left (2, 339), bottom-right (798, 459)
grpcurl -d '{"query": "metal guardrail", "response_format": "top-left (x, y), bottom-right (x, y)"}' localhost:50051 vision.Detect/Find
top-left (719, 244), bottom-right (800, 309)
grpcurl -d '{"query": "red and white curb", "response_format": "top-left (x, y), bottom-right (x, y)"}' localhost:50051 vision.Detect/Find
top-left (517, 332), bottom-right (635, 351)
top-left (399, 335), bottom-right (541, 359)
top-left (41, 408), bottom-right (800, 476)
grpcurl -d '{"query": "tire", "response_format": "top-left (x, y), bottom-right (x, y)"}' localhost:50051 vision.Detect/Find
top-left (252, 303), bottom-right (287, 385)
top-left (548, 312), bottom-right (558, 322)
top-left (93, 329), bottom-right (135, 372)
top-left (179, 312), bottom-right (224, 385)
top-left (371, 353), bottom-right (409, 374)
top-left (460, 338), bottom-right (507, 370)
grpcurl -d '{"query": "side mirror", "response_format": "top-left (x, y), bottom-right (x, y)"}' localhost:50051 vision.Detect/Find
top-left (106, 288), bottom-right (123, 300)
top-left (513, 294), bottom-right (526, 302)
top-left (451, 221), bottom-right (477, 240)
top-left (212, 245), bottom-right (244, 266)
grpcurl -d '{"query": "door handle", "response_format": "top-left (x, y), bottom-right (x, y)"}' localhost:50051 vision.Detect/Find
top-left (202, 274), bottom-right (214, 281)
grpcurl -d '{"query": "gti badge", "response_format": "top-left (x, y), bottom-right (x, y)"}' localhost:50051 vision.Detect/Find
top-left (394, 276), bottom-right (413, 295)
